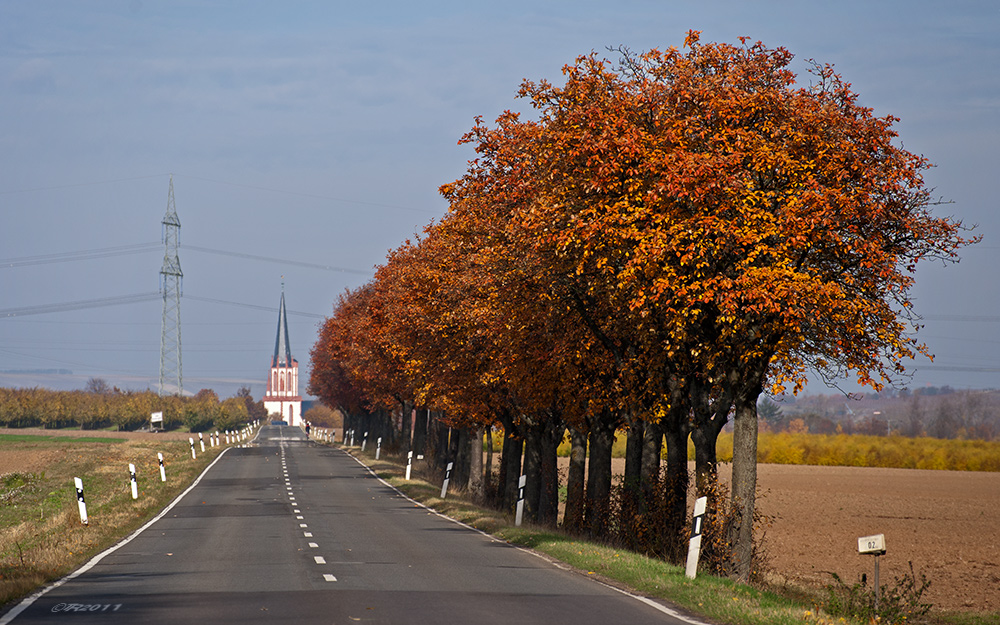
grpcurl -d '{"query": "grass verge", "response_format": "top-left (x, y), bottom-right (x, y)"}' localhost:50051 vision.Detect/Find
top-left (0, 432), bottom-right (231, 610)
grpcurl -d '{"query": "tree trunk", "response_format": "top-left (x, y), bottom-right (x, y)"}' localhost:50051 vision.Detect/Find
top-left (400, 400), bottom-right (412, 452)
top-left (485, 426), bottom-right (495, 502)
top-left (563, 424), bottom-right (587, 533)
top-left (468, 426), bottom-right (484, 503)
top-left (623, 413), bottom-right (644, 520)
top-left (453, 427), bottom-right (471, 489)
top-left (728, 390), bottom-right (759, 582)
top-left (522, 425), bottom-right (541, 523)
top-left (538, 423), bottom-right (562, 527)
top-left (497, 417), bottom-right (513, 508)
top-left (502, 433), bottom-right (523, 512)
top-left (690, 427), bottom-right (719, 498)
top-left (433, 417), bottom-right (451, 471)
top-left (640, 418), bottom-right (663, 506)
top-left (412, 407), bottom-right (428, 458)
top-left (585, 414), bottom-right (615, 537)
top-left (624, 415), bottom-right (644, 486)
top-left (662, 409), bottom-right (690, 563)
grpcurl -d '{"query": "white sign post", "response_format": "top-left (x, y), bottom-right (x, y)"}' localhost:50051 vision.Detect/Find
top-left (74, 477), bottom-right (88, 525)
top-left (440, 462), bottom-right (454, 498)
top-left (858, 534), bottom-right (887, 610)
top-left (157, 452), bottom-right (166, 482)
top-left (128, 463), bottom-right (138, 499)
top-left (150, 411), bottom-right (163, 430)
top-left (514, 474), bottom-right (527, 526)
top-left (685, 496), bottom-right (708, 579)
top-left (406, 451), bottom-right (413, 481)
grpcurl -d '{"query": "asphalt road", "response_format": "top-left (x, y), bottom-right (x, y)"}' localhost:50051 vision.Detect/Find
top-left (3, 425), bottom-right (700, 625)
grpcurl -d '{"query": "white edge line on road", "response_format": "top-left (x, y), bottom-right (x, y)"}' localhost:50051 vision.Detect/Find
top-left (342, 449), bottom-right (710, 625)
top-left (0, 445), bottom-right (237, 625)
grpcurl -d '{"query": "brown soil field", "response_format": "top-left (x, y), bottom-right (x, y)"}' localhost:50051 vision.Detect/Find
top-left (739, 463), bottom-right (1000, 613)
top-left (557, 458), bottom-right (999, 613)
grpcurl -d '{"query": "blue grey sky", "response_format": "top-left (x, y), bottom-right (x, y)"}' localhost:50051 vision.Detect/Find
top-left (1, 1), bottom-right (998, 400)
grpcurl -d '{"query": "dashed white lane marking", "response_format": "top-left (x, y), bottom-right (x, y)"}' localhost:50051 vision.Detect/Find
top-left (309, 542), bottom-right (319, 548)
top-left (293, 509), bottom-right (300, 513)
top-left (304, 532), bottom-right (312, 537)
top-left (323, 574), bottom-right (337, 582)
top-left (299, 523), bottom-right (308, 528)
top-left (296, 515), bottom-right (304, 519)
top-left (314, 556), bottom-right (326, 565)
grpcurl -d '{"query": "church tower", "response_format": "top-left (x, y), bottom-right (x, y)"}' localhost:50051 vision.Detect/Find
top-left (263, 288), bottom-right (302, 426)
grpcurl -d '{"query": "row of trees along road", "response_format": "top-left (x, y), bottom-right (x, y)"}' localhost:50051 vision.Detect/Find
top-left (309, 33), bottom-right (973, 581)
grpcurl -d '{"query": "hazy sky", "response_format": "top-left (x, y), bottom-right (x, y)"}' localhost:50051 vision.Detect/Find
top-left (1, 1), bottom-right (998, 400)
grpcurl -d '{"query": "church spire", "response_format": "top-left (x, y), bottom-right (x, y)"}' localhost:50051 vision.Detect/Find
top-left (264, 279), bottom-right (302, 427)
top-left (272, 283), bottom-right (292, 367)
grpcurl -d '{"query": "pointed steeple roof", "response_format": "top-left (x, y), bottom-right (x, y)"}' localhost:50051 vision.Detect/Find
top-left (273, 287), bottom-right (293, 367)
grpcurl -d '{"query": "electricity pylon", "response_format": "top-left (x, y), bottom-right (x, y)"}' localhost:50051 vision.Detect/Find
top-left (159, 176), bottom-right (183, 396)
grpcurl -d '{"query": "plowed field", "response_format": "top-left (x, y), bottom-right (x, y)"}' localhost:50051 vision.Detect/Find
top-left (736, 463), bottom-right (1000, 612)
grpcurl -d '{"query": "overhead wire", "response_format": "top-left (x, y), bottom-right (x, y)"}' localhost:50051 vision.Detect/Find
top-left (183, 245), bottom-right (373, 275)
top-left (0, 243), bottom-right (161, 268)
top-left (184, 295), bottom-right (326, 319)
top-left (0, 292), bottom-right (161, 318)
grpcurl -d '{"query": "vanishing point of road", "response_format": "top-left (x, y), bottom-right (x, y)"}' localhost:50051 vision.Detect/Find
top-left (3, 425), bottom-right (702, 624)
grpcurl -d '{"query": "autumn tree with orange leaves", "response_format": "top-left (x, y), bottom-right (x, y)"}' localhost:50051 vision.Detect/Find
top-left (310, 32), bottom-right (972, 581)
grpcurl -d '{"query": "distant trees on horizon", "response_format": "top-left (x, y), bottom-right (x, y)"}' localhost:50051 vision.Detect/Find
top-left (0, 378), bottom-right (265, 432)
top-left (763, 387), bottom-right (1000, 440)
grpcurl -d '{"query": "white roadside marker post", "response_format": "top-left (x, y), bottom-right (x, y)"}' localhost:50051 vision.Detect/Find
top-left (158, 453), bottom-right (166, 482)
top-left (515, 474), bottom-right (527, 526)
top-left (685, 496), bottom-right (708, 579)
top-left (376, 437), bottom-right (382, 460)
top-left (361, 432), bottom-right (368, 452)
top-left (440, 462), bottom-right (454, 498)
top-left (74, 477), bottom-right (88, 525)
top-left (858, 534), bottom-right (887, 611)
top-left (350, 430), bottom-right (355, 447)
top-left (199, 433), bottom-right (205, 452)
top-left (129, 463), bottom-right (138, 499)
top-left (189, 437), bottom-right (196, 459)
top-left (406, 451), bottom-right (413, 481)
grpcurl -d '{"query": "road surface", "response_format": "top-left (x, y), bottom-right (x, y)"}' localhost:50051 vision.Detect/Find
top-left (3, 425), bottom-right (700, 624)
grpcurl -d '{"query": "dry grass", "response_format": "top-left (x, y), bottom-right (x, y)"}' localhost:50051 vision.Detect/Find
top-left (0, 433), bottom-right (228, 609)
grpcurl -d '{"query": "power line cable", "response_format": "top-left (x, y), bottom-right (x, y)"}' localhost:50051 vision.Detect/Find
top-left (183, 245), bottom-right (373, 275)
top-left (0, 292), bottom-right (161, 318)
top-left (0, 243), bottom-right (161, 269)
top-left (184, 294), bottom-right (326, 319)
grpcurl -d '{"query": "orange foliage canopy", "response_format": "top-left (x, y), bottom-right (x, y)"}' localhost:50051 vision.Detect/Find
top-left (314, 32), bottom-right (973, 422)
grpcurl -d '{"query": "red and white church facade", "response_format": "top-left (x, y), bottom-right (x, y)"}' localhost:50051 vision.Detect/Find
top-left (263, 290), bottom-right (302, 427)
